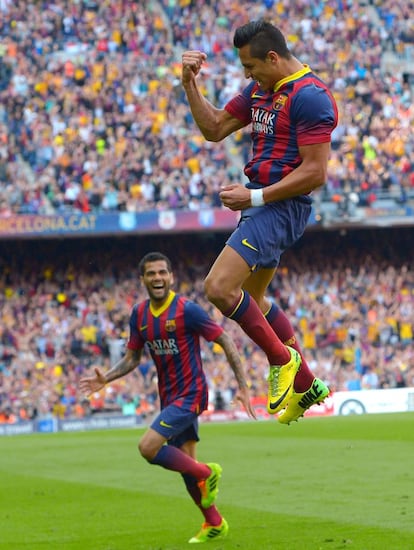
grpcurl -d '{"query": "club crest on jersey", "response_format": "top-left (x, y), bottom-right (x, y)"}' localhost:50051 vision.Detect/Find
top-left (165, 319), bottom-right (176, 332)
top-left (273, 93), bottom-right (288, 111)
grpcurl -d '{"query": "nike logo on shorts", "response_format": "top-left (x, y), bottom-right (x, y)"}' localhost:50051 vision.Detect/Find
top-left (160, 420), bottom-right (173, 428)
top-left (242, 238), bottom-right (258, 252)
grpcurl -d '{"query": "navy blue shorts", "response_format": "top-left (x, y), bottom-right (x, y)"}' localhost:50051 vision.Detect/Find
top-left (226, 198), bottom-right (312, 270)
top-left (150, 403), bottom-right (200, 448)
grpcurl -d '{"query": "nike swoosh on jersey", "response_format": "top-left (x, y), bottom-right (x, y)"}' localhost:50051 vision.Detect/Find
top-left (242, 238), bottom-right (259, 252)
top-left (140, 325), bottom-right (148, 330)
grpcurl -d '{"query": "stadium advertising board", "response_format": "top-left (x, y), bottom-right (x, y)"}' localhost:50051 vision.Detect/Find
top-left (2, 204), bottom-right (414, 238)
top-left (201, 387), bottom-right (414, 422)
top-left (1, 388), bottom-right (413, 436)
top-left (0, 415), bottom-right (143, 436)
top-left (0, 210), bottom-right (241, 238)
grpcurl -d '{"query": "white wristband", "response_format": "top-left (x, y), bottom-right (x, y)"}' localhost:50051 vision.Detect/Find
top-left (250, 188), bottom-right (265, 207)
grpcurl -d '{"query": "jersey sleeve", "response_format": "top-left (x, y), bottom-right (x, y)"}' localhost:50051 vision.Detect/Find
top-left (224, 81), bottom-right (256, 125)
top-left (292, 84), bottom-right (338, 146)
top-left (184, 300), bottom-right (224, 342)
top-left (126, 304), bottom-right (145, 350)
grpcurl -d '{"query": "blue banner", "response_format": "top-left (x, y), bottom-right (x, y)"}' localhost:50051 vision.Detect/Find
top-left (0, 209), bottom-right (241, 238)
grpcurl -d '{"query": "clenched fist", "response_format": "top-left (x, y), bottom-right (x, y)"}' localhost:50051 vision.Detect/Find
top-left (181, 50), bottom-right (207, 85)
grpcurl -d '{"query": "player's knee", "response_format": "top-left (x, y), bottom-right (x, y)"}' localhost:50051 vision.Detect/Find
top-left (204, 275), bottom-right (232, 310)
top-left (138, 439), bottom-right (156, 461)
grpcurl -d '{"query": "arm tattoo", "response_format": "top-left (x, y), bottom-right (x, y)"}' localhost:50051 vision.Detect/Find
top-left (105, 349), bottom-right (142, 383)
top-left (215, 332), bottom-right (248, 389)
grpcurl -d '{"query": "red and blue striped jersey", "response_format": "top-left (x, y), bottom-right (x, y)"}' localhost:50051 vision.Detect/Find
top-left (225, 65), bottom-right (338, 187)
top-left (127, 291), bottom-right (223, 413)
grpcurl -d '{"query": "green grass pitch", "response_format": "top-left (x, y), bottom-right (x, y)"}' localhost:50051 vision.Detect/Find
top-left (1, 413), bottom-right (413, 550)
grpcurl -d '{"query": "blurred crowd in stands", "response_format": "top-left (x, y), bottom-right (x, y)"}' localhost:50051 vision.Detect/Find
top-left (0, 0), bottom-right (412, 217)
top-left (0, 229), bottom-right (413, 424)
top-left (0, 1), bottom-right (413, 423)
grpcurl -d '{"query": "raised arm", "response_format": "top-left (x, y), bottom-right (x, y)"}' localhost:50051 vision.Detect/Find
top-left (181, 50), bottom-right (245, 142)
top-left (214, 331), bottom-right (256, 419)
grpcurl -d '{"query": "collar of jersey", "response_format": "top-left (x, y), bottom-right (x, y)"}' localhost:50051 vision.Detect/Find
top-left (273, 64), bottom-right (311, 93)
top-left (150, 290), bottom-right (176, 317)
